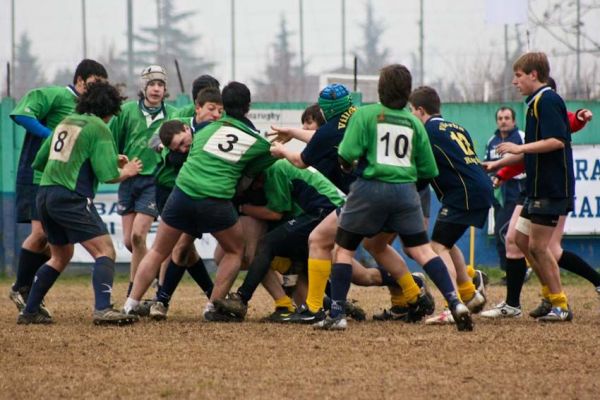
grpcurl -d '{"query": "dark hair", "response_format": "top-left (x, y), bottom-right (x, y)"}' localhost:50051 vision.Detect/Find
top-left (73, 59), bottom-right (108, 85)
top-left (195, 87), bottom-right (222, 106)
top-left (192, 75), bottom-right (220, 100)
top-left (495, 106), bottom-right (516, 121)
top-left (222, 81), bottom-right (251, 119)
top-left (76, 82), bottom-right (124, 119)
top-left (378, 64), bottom-right (412, 109)
top-left (301, 103), bottom-right (325, 127)
top-left (408, 86), bottom-right (441, 115)
top-left (513, 52), bottom-right (550, 83)
top-left (159, 120), bottom-right (186, 147)
top-left (547, 76), bottom-right (557, 91)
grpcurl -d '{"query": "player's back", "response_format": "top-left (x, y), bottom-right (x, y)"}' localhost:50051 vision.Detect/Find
top-left (424, 116), bottom-right (492, 210)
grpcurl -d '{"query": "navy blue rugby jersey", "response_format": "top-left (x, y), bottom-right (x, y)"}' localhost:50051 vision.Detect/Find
top-left (524, 86), bottom-right (574, 200)
top-left (300, 107), bottom-right (357, 194)
top-left (424, 116), bottom-right (493, 210)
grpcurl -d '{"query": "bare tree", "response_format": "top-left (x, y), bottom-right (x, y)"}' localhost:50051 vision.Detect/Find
top-left (529, 0), bottom-right (600, 98)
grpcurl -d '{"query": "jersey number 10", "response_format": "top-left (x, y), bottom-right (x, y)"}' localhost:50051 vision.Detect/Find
top-left (376, 123), bottom-right (413, 167)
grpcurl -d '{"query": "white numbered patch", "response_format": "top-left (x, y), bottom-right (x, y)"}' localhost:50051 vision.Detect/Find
top-left (203, 126), bottom-right (257, 163)
top-left (49, 123), bottom-right (83, 162)
top-left (376, 123), bottom-right (413, 167)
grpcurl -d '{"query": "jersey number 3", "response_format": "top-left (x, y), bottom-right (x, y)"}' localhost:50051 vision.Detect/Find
top-left (49, 123), bottom-right (83, 162)
top-left (203, 126), bottom-right (257, 163)
top-left (376, 123), bottom-right (413, 167)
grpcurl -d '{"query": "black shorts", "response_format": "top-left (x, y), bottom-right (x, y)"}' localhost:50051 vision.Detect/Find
top-left (269, 212), bottom-right (329, 261)
top-left (161, 186), bottom-right (238, 237)
top-left (155, 184), bottom-right (173, 215)
top-left (37, 185), bottom-right (108, 246)
top-left (431, 206), bottom-right (489, 248)
top-left (520, 197), bottom-right (573, 227)
top-left (16, 183), bottom-right (40, 223)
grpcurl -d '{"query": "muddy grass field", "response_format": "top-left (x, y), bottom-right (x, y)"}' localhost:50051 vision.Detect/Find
top-left (1, 273), bottom-right (600, 400)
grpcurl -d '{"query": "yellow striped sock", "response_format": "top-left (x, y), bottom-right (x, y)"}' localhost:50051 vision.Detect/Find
top-left (274, 295), bottom-right (295, 312)
top-left (397, 273), bottom-right (421, 304)
top-left (391, 293), bottom-right (408, 307)
top-left (548, 292), bottom-right (568, 310)
top-left (458, 280), bottom-right (476, 302)
top-left (270, 256), bottom-right (292, 274)
top-left (541, 285), bottom-right (550, 299)
top-left (466, 265), bottom-right (476, 279)
top-left (306, 258), bottom-right (332, 313)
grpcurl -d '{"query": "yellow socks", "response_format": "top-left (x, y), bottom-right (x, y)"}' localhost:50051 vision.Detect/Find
top-left (274, 295), bottom-right (295, 312)
top-left (466, 265), bottom-right (476, 279)
top-left (458, 280), bottom-right (476, 302)
top-left (306, 258), bottom-right (332, 313)
top-left (548, 292), bottom-right (568, 310)
top-left (391, 293), bottom-right (408, 308)
top-left (270, 256), bottom-right (292, 274)
top-left (541, 285), bottom-right (550, 299)
top-left (397, 273), bottom-right (421, 304)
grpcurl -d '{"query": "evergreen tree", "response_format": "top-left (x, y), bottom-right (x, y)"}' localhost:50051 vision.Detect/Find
top-left (253, 14), bottom-right (316, 102)
top-left (14, 33), bottom-right (47, 98)
top-left (355, 0), bottom-right (389, 75)
top-left (51, 67), bottom-right (73, 87)
top-left (131, 0), bottom-right (214, 96)
top-left (98, 43), bottom-right (130, 97)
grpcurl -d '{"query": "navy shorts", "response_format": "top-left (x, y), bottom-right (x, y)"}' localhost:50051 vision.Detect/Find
top-left (339, 179), bottom-right (426, 237)
top-left (155, 184), bottom-right (173, 215)
top-left (270, 211), bottom-right (330, 261)
top-left (431, 205), bottom-right (489, 248)
top-left (37, 185), bottom-right (108, 246)
top-left (435, 205), bottom-right (489, 229)
top-left (519, 197), bottom-right (573, 227)
top-left (117, 175), bottom-right (159, 218)
top-left (161, 186), bottom-right (238, 238)
top-left (16, 183), bottom-right (40, 223)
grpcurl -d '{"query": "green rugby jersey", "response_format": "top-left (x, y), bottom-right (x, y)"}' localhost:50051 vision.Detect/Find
top-left (10, 85), bottom-right (79, 184)
top-left (173, 103), bottom-right (195, 119)
top-left (32, 113), bottom-right (120, 198)
top-left (264, 159), bottom-right (344, 218)
top-left (175, 115), bottom-right (275, 200)
top-left (338, 104), bottom-right (438, 183)
top-left (109, 100), bottom-right (176, 175)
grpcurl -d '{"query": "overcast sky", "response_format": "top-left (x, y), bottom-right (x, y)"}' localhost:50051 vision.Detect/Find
top-left (0, 0), bottom-right (598, 95)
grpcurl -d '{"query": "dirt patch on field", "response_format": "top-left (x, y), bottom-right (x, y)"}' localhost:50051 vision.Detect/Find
top-left (1, 278), bottom-right (599, 399)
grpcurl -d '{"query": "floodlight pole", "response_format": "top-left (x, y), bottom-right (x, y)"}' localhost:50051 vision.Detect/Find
top-left (576, 0), bottom-right (581, 98)
top-left (419, 0), bottom-right (424, 85)
top-left (127, 0), bottom-right (134, 89)
top-left (11, 0), bottom-right (15, 97)
top-left (82, 0), bottom-right (88, 58)
top-left (342, 0), bottom-right (346, 70)
top-left (231, 0), bottom-right (236, 80)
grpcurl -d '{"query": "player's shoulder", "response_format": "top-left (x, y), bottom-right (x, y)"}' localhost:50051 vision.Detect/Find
top-left (538, 88), bottom-right (565, 108)
top-left (164, 102), bottom-right (178, 115)
top-left (120, 100), bottom-right (140, 111)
